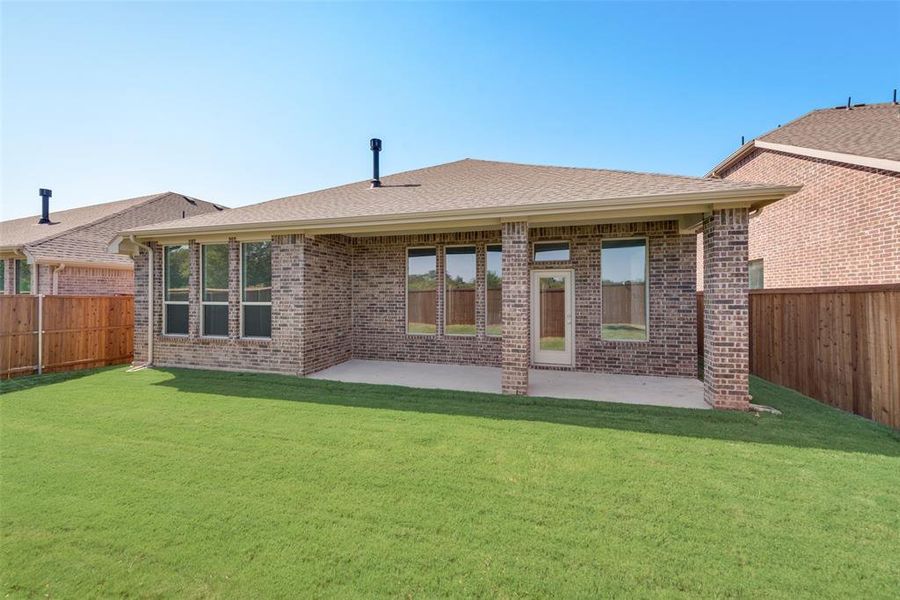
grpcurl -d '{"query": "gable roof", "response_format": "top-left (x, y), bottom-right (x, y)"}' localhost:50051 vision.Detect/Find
top-left (2, 191), bottom-right (224, 268)
top-left (120, 159), bottom-right (797, 240)
top-left (709, 102), bottom-right (900, 176)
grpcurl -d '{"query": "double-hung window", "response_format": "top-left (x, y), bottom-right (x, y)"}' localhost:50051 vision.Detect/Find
top-left (15, 259), bottom-right (31, 294)
top-left (600, 238), bottom-right (648, 341)
top-left (485, 245), bottom-right (502, 336)
top-left (407, 248), bottom-right (437, 334)
top-left (201, 244), bottom-right (229, 337)
top-left (0, 260), bottom-right (5, 294)
top-left (444, 246), bottom-right (476, 335)
top-left (241, 241), bottom-right (272, 338)
top-left (164, 245), bottom-right (189, 335)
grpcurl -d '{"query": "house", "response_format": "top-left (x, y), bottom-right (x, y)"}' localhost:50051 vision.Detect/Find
top-left (700, 101), bottom-right (900, 289)
top-left (0, 191), bottom-right (223, 296)
top-left (111, 154), bottom-right (798, 410)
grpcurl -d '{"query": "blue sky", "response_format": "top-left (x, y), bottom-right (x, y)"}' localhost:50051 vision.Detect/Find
top-left (2, 1), bottom-right (897, 220)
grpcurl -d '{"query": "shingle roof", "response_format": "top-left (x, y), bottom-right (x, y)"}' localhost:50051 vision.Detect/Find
top-left (1, 192), bottom-right (166, 249)
top-left (124, 159), bottom-right (793, 237)
top-left (758, 103), bottom-right (900, 161)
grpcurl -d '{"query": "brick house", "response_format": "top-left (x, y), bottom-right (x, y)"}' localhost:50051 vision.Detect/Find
top-left (1, 191), bottom-right (223, 296)
top-left (699, 102), bottom-right (900, 289)
top-left (112, 157), bottom-right (797, 409)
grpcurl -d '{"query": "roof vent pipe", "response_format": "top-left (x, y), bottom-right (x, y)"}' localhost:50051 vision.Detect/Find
top-left (370, 138), bottom-right (382, 188)
top-left (38, 188), bottom-right (52, 224)
top-left (893, 88), bottom-right (897, 105)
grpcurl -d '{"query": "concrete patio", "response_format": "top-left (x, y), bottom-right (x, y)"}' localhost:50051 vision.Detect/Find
top-left (308, 359), bottom-right (709, 410)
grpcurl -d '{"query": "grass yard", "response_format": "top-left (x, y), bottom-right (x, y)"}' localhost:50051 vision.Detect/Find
top-left (2, 367), bottom-right (899, 598)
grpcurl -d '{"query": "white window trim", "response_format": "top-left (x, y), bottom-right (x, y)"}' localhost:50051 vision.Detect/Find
top-left (200, 243), bottom-right (229, 338)
top-left (163, 245), bottom-right (189, 337)
top-left (533, 240), bottom-right (571, 262)
top-left (485, 244), bottom-right (502, 337)
top-left (406, 246), bottom-right (437, 336)
top-left (240, 240), bottom-right (273, 339)
top-left (600, 236), bottom-right (649, 343)
top-left (443, 245), bottom-right (477, 337)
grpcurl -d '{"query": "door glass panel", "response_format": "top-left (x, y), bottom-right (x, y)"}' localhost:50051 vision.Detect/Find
top-left (539, 276), bottom-right (566, 351)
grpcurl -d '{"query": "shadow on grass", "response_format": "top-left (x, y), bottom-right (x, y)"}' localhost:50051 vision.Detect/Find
top-left (146, 367), bottom-right (900, 457)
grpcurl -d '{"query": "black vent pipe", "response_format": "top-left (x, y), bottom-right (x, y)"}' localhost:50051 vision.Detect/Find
top-left (370, 138), bottom-right (382, 188)
top-left (38, 188), bottom-right (52, 224)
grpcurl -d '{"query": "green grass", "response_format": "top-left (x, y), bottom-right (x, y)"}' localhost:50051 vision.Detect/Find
top-left (486, 324), bottom-right (502, 336)
top-left (2, 368), bottom-right (899, 598)
top-left (407, 322), bottom-right (436, 334)
top-left (445, 324), bottom-right (476, 335)
top-left (539, 336), bottom-right (566, 351)
top-left (602, 323), bottom-right (648, 341)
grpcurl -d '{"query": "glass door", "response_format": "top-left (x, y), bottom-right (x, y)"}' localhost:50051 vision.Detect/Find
top-left (531, 270), bottom-right (574, 365)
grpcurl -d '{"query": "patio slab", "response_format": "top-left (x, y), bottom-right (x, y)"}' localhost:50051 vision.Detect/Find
top-left (309, 359), bottom-right (709, 410)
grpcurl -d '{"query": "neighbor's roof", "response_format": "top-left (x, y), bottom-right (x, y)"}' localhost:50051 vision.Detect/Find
top-left (709, 102), bottom-right (900, 176)
top-left (2, 191), bottom-right (224, 267)
top-left (121, 159), bottom-right (797, 239)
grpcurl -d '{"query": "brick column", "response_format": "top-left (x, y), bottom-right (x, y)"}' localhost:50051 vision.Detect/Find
top-left (227, 238), bottom-right (241, 339)
top-left (3, 258), bottom-right (16, 294)
top-left (501, 221), bottom-right (530, 395)
top-left (133, 249), bottom-right (149, 364)
top-left (703, 208), bottom-right (750, 410)
top-left (188, 240), bottom-right (201, 338)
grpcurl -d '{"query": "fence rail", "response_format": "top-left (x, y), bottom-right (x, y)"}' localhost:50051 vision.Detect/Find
top-left (700, 285), bottom-right (899, 429)
top-left (0, 295), bottom-right (134, 379)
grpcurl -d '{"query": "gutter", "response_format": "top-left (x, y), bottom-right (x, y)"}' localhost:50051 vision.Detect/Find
top-left (128, 235), bottom-right (154, 367)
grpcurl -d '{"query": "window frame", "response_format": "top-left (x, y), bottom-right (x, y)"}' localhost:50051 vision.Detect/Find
top-left (485, 244), bottom-right (502, 337)
top-left (200, 243), bottom-right (230, 338)
top-left (749, 258), bottom-right (764, 290)
top-left (240, 240), bottom-right (273, 339)
top-left (406, 246), bottom-right (438, 336)
top-left (443, 244), bottom-right (477, 337)
top-left (14, 259), bottom-right (32, 294)
top-left (0, 260), bottom-right (5, 294)
top-left (163, 244), bottom-right (190, 336)
top-left (533, 240), bottom-right (571, 262)
top-left (600, 236), bottom-right (650, 343)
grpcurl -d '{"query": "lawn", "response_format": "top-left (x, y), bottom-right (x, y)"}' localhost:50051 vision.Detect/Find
top-left (2, 368), bottom-right (899, 598)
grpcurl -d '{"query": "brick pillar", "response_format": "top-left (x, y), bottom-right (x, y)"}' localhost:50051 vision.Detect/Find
top-left (2, 259), bottom-right (14, 294)
top-left (133, 249), bottom-right (149, 364)
top-left (188, 240), bottom-right (201, 338)
top-left (703, 208), bottom-right (750, 410)
top-left (228, 238), bottom-right (240, 339)
top-left (501, 221), bottom-right (530, 395)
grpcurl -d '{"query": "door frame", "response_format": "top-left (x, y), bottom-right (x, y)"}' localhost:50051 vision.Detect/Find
top-left (530, 269), bottom-right (575, 366)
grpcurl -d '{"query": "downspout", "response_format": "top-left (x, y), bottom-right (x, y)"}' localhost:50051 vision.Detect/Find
top-left (52, 263), bottom-right (66, 295)
top-left (129, 235), bottom-right (154, 366)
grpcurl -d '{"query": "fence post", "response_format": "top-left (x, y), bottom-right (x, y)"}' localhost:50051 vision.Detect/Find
top-left (37, 294), bottom-right (43, 375)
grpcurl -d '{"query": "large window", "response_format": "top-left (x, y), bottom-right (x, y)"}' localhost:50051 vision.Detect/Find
top-left (241, 241), bottom-right (272, 338)
top-left (202, 244), bottom-right (229, 337)
top-left (164, 245), bottom-right (189, 335)
top-left (444, 246), bottom-right (476, 335)
top-left (749, 259), bottom-right (764, 290)
top-left (0, 260), bottom-right (4, 294)
top-left (534, 241), bottom-right (570, 262)
top-left (407, 247), bottom-right (436, 334)
top-left (486, 245), bottom-right (502, 336)
top-left (15, 259), bottom-right (31, 294)
top-left (601, 238), bottom-right (647, 341)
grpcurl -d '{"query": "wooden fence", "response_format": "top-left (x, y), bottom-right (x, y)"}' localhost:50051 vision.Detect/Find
top-left (0, 295), bottom-right (134, 379)
top-left (699, 285), bottom-right (900, 429)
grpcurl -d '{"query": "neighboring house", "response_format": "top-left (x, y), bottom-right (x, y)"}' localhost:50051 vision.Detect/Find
top-left (699, 101), bottom-right (900, 289)
top-left (112, 156), bottom-right (797, 409)
top-left (0, 191), bottom-right (224, 296)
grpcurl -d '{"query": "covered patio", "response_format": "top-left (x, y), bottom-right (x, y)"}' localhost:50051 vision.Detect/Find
top-left (309, 359), bottom-right (708, 410)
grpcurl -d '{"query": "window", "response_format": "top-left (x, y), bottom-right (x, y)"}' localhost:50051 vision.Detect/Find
top-left (601, 238), bottom-right (647, 341)
top-left (486, 245), bottom-right (502, 336)
top-left (749, 259), bottom-right (764, 290)
top-left (407, 247), bottom-right (436, 334)
top-left (444, 246), bottom-right (476, 335)
top-left (164, 245), bottom-right (189, 335)
top-left (533, 241), bottom-right (569, 262)
top-left (15, 259), bottom-right (31, 294)
top-left (0, 260), bottom-right (4, 294)
top-left (241, 241), bottom-right (272, 338)
top-left (202, 244), bottom-right (229, 336)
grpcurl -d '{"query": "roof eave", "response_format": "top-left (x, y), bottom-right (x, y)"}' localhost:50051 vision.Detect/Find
top-left (710, 140), bottom-right (900, 176)
top-left (115, 186), bottom-right (800, 244)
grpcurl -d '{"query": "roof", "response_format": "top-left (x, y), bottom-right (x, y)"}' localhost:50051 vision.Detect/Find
top-left (2, 192), bottom-right (224, 268)
top-left (121, 159), bottom-right (797, 240)
top-left (709, 102), bottom-right (900, 176)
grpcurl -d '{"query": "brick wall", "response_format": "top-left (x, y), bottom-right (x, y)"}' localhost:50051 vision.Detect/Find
top-left (301, 235), bottom-right (352, 375)
top-left (56, 267), bottom-right (133, 295)
top-left (703, 208), bottom-right (750, 410)
top-left (501, 221), bottom-right (530, 394)
top-left (698, 149), bottom-right (900, 288)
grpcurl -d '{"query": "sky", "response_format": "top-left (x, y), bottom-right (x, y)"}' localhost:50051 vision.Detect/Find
top-left (1, 1), bottom-right (898, 221)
